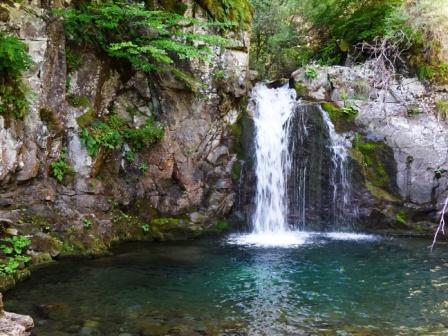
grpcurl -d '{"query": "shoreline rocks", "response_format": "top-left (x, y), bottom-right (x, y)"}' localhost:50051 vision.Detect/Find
top-left (0, 294), bottom-right (34, 336)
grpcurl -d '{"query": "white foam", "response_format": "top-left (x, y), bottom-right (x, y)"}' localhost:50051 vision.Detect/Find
top-left (228, 231), bottom-right (311, 248)
top-left (323, 232), bottom-right (379, 241)
top-left (227, 231), bottom-right (380, 248)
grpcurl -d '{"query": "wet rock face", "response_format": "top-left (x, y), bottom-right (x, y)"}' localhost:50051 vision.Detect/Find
top-left (291, 63), bottom-right (448, 232)
top-left (0, 1), bottom-right (250, 251)
top-left (0, 294), bottom-right (34, 336)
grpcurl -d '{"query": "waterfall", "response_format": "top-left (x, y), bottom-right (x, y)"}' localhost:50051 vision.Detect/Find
top-left (230, 84), bottom-right (358, 247)
top-left (320, 108), bottom-right (357, 228)
top-left (251, 83), bottom-right (297, 234)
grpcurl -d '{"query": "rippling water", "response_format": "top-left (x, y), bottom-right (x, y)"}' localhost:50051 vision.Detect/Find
top-left (5, 236), bottom-right (448, 335)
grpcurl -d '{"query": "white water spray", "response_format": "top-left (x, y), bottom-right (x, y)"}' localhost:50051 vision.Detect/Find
top-left (251, 84), bottom-right (296, 234)
top-left (229, 84), bottom-right (366, 248)
top-left (320, 108), bottom-right (357, 227)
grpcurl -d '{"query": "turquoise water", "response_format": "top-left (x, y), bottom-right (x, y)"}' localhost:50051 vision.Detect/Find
top-left (5, 235), bottom-right (448, 335)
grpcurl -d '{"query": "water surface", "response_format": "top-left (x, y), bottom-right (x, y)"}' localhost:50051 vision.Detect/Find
top-left (5, 236), bottom-right (448, 335)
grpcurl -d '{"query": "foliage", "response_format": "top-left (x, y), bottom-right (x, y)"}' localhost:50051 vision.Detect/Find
top-left (250, 0), bottom-right (447, 83)
top-left (231, 160), bottom-right (242, 181)
top-left (434, 167), bottom-right (447, 179)
top-left (80, 114), bottom-right (164, 157)
top-left (83, 218), bottom-right (93, 229)
top-left (0, 33), bottom-right (32, 79)
top-left (301, 0), bottom-right (403, 63)
top-left (304, 66), bottom-right (318, 79)
top-left (436, 100), bottom-right (448, 120)
top-left (0, 235), bottom-right (31, 275)
top-left (352, 138), bottom-right (390, 188)
top-left (66, 47), bottom-right (83, 73)
top-left (195, 0), bottom-right (252, 28)
top-left (0, 83), bottom-right (29, 119)
top-left (340, 104), bottom-right (359, 118)
top-left (250, 0), bottom-right (304, 78)
top-left (395, 210), bottom-right (407, 226)
top-left (56, 1), bottom-right (228, 85)
top-left (139, 162), bottom-right (149, 174)
top-left (0, 33), bottom-right (32, 119)
top-left (151, 217), bottom-right (180, 226)
top-left (67, 94), bottom-right (90, 108)
top-left (141, 223), bottom-right (150, 234)
top-left (50, 148), bottom-right (73, 183)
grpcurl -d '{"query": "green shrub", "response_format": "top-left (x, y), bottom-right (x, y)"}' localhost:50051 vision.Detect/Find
top-left (340, 104), bottom-right (359, 118)
top-left (305, 66), bottom-right (318, 79)
top-left (141, 223), bottom-right (150, 234)
top-left (0, 83), bottom-right (29, 119)
top-left (395, 210), bottom-right (407, 226)
top-left (0, 33), bottom-right (32, 79)
top-left (0, 235), bottom-right (31, 275)
top-left (66, 47), bottom-right (83, 73)
top-left (83, 218), bottom-right (93, 229)
top-left (56, 1), bottom-right (228, 86)
top-left (80, 114), bottom-right (164, 157)
top-left (0, 33), bottom-right (32, 120)
top-left (50, 148), bottom-right (73, 182)
top-left (196, 0), bottom-right (252, 28)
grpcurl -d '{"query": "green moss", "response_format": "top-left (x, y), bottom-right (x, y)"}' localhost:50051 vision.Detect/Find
top-left (228, 104), bottom-right (249, 160)
top-left (206, 219), bottom-right (231, 235)
top-left (66, 46), bottom-right (83, 73)
top-left (195, 0), bottom-right (252, 28)
top-left (159, 0), bottom-right (188, 14)
top-left (436, 100), bottom-right (448, 120)
top-left (76, 108), bottom-right (96, 127)
top-left (67, 94), bottom-right (90, 108)
top-left (214, 219), bottom-right (230, 231)
top-left (294, 82), bottom-right (308, 98)
top-left (231, 160), bottom-right (242, 182)
top-left (321, 102), bottom-right (341, 123)
top-left (365, 182), bottom-right (400, 202)
top-left (352, 137), bottom-right (392, 193)
top-left (0, 82), bottom-right (29, 120)
top-left (151, 217), bottom-right (180, 226)
top-left (395, 210), bottom-right (407, 226)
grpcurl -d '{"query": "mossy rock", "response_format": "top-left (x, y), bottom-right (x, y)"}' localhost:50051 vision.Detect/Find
top-left (76, 107), bottom-right (96, 127)
top-left (294, 82), bottom-right (309, 98)
top-left (231, 160), bottom-right (242, 182)
top-left (159, 0), bottom-right (188, 14)
top-left (321, 101), bottom-right (358, 132)
top-left (195, 0), bottom-right (252, 28)
top-left (151, 217), bottom-right (181, 227)
top-left (204, 219), bottom-right (231, 236)
top-left (67, 94), bottom-right (90, 108)
top-left (351, 136), bottom-right (399, 202)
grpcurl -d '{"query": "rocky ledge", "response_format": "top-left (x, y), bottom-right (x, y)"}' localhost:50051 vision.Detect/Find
top-left (0, 294), bottom-right (34, 336)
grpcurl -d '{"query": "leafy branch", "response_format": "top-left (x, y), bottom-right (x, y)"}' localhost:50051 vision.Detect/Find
top-left (56, 1), bottom-right (228, 84)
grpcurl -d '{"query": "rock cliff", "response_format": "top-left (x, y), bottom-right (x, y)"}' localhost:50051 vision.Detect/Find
top-left (289, 63), bottom-right (448, 233)
top-left (0, 0), bottom-right (251, 265)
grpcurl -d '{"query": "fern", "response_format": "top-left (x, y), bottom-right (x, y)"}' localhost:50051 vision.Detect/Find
top-left (56, 1), bottom-right (228, 85)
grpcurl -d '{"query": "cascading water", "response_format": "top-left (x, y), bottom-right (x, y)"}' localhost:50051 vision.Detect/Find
top-left (231, 83), bottom-right (360, 247)
top-left (251, 83), bottom-right (296, 234)
top-left (320, 108), bottom-right (357, 228)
